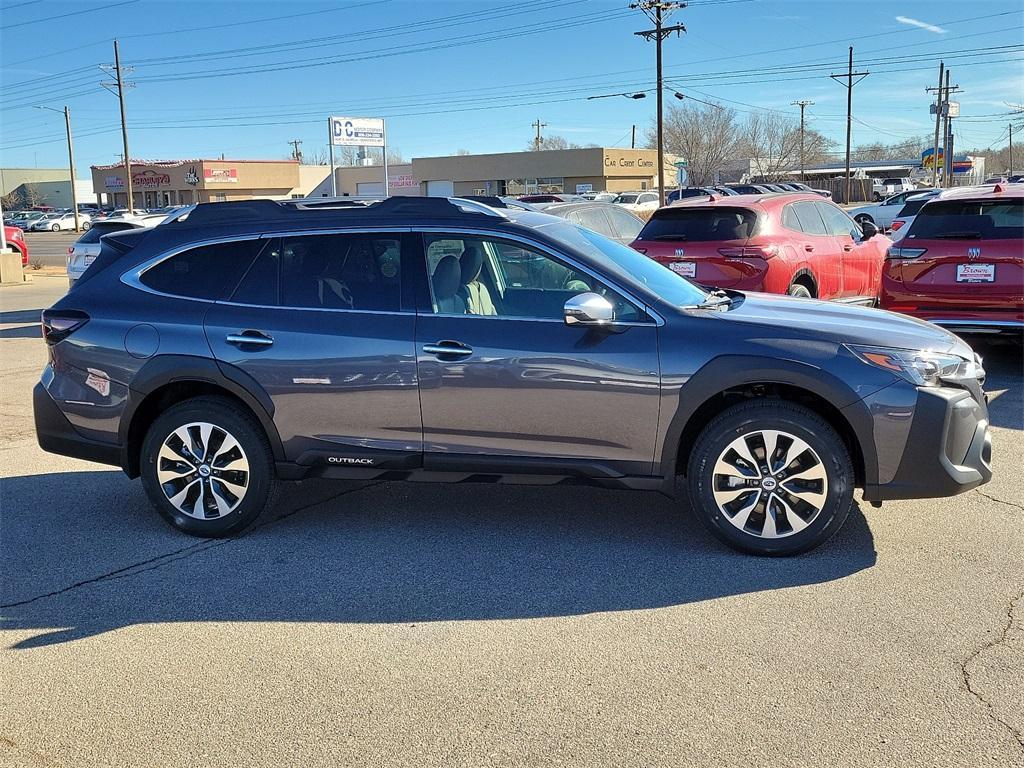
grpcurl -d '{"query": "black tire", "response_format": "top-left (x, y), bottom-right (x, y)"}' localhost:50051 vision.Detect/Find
top-left (788, 282), bottom-right (813, 299)
top-left (81, 221), bottom-right (91, 231)
top-left (140, 395), bottom-right (278, 537)
top-left (686, 400), bottom-right (854, 556)
top-left (51, 224), bottom-right (60, 231)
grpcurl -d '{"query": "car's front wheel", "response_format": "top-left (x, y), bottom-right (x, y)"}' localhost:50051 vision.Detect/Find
top-left (51, 224), bottom-right (60, 231)
top-left (686, 401), bottom-right (854, 556)
top-left (81, 221), bottom-right (90, 230)
top-left (140, 396), bottom-right (278, 537)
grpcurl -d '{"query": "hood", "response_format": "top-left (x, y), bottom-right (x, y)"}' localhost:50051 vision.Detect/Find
top-left (718, 291), bottom-right (964, 354)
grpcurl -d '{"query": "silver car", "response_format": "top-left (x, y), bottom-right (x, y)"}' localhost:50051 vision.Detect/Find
top-left (67, 217), bottom-right (163, 287)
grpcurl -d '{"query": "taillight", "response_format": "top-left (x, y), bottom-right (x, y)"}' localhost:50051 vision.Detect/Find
top-left (41, 309), bottom-right (89, 345)
top-left (890, 220), bottom-right (906, 231)
top-left (886, 246), bottom-right (926, 259)
top-left (717, 245), bottom-right (778, 259)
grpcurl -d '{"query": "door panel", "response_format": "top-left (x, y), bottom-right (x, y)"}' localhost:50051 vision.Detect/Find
top-left (204, 231), bottom-right (422, 467)
top-left (416, 316), bottom-right (661, 473)
top-left (416, 232), bottom-right (661, 475)
top-left (817, 201), bottom-right (876, 299)
top-left (791, 201), bottom-right (843, 298)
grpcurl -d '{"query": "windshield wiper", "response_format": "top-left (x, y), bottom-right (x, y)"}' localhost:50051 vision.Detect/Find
top-left (931, 230), bottom-right (982, 239)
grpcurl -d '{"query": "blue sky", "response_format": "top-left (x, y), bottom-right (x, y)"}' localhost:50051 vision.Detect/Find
top-left (1, 0), bottom-right (1021, 172)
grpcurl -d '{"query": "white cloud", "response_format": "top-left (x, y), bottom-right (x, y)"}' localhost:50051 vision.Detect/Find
top-left (895, 16), bottom-right (948, 35)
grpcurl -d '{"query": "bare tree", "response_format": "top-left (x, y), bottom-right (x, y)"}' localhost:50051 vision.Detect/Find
top-left (328, 146), bottom-right (405, 166)
top-left (650, 102), bottom-right (741, 185)
top-left (455, 148), bottom-right (472, 155)
top-left (853, 136), bottom-right (927, 162)
top-left (739, 113), bottom-right (838, 180)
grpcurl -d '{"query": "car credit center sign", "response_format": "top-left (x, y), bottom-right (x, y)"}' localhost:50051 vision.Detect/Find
top-left (330, 116), bottom-right (386, 147)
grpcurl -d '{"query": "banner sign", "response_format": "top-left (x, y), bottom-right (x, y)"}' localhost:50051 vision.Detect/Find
top-left (204, 168), bottom-right (238, 183)
top-left (330, 116), bottom-right (385, 147)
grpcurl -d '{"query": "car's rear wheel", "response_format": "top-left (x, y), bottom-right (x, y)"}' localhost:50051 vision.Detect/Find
top-left (140, 396), bottom-right (278, 537)
top-left (787, 282), bottom-right (813, 299)
top-left (81, 221), bottom-right (90, 230)
top-left (51, 224), bottom-right (60, 231)
top-left (686, 401), bottom-right (854, 556)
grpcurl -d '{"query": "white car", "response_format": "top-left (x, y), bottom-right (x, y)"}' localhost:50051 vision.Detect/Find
top-left (886, 190), bottom-right (943, 241)
top-left (848, 188), bottom-right (939, 232)
top-left (29, 211), bottom-right (90, 231)
top-left (580, 191), bottom-right (617, 202)
top-left (66, 217), bottom-right (162, 287)
top-left (613, 191), bottom-right (660, 213)
top-left (871, 177), bottom-right (915, 201)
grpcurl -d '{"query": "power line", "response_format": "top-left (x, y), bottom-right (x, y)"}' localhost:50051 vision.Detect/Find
top-left (2, 0), bottom-right (139, 29)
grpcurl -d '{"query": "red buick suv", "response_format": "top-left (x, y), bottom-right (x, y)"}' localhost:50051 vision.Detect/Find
top-left (629, 193), bottom-right (891, 304)
top-left (879, 184), bottom-right (1023, 333)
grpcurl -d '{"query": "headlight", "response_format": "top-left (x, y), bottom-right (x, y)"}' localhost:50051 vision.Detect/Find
top-left (847, 344), bottom-right (983, 387)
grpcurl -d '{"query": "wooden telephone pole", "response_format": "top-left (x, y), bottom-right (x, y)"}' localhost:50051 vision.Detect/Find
top-left (830, 47), bottom-right (869, 204)
top-left (791, 100), bottom-right (814, 180)
top-left (632, 1), bottom-right (686, 206)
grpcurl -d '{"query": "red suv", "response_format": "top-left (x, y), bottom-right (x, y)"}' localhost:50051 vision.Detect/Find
top-left (880, 185), bottom-right (1023, 332)
top-left (629, 193), bottom-right (890, 303)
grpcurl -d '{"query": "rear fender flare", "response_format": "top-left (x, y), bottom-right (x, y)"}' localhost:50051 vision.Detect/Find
top-left (119, 354), bottom-right (283, 462)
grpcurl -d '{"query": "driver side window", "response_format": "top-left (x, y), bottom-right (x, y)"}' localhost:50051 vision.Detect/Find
top-left (423, 234), bottom-right (640, 322)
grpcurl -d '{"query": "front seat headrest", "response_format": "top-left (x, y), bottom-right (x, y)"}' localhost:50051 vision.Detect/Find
top-left (432, 256), bottom-right (462, 299)
top-left (460, 245), bottom-right (484, 285)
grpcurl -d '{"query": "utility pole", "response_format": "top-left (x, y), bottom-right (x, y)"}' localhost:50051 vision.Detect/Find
top-left (288, 139), bottom-right (303, 162)
top-left (632, 1), bottom-right (686, 207)
top-left (1010, 123), bottom-right (1014, 177)
top-left (939, 71), bottom-right (962, 187)
top-left (532, 118), bottom-right (547, 150)
top-left (35, 105), bottom-right (80, 231)
top-left (830, 47), bottom-right (869, 204)
top-left (792, 100), bottom-right (814, 180)
top-left (631, 124), bottom-right (636, 149)
top-left (927, 61), bottom-right (944, 187)
top-left (101, 41), bottom-right (135, 211)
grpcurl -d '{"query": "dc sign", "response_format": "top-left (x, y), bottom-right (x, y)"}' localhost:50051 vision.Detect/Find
top-left (329, 116), bottom-right (385, 148)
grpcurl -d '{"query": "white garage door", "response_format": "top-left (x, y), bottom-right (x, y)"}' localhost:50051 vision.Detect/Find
top-left (425, 180), bottom-right (454, 197)
top-left (356, 182), bottom-right (384, 196)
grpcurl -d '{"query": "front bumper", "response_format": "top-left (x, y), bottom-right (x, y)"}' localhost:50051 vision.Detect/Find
top-left (863, 385), bottom-right (992, 501)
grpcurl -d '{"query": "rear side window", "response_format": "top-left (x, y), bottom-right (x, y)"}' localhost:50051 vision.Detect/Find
top-left (907, 198), bottom-right (1023, 240)
top-left (75, 222), bottom-right (137, 245)
top-left (637, 207), bottom-right (758, 242)
top-left (781, 204), bottom-right (802, 232)
top-left (140, 239), bottom-right (264, 300)
top-left (232, 233), bottom-right (403, 311)
top-left (898, 197), bottom-right (937, 217)
top-left (569, 206), bottom-right (612, 236)
top-left (605, 206), bottom-right (643, 240)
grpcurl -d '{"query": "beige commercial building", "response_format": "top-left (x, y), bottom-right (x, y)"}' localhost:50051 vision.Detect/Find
top-left (333, 148), bottom-right (673, 198)
top-left (90, 159), bottom-right (332, 209)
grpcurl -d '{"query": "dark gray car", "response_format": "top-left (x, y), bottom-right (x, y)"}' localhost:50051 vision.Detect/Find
top-left (35, 197), bottom-right (992, 555)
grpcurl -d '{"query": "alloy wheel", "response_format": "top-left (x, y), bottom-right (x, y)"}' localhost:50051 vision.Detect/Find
top-left (711, 429), bottom-right (828, 538)
top-left (156, 421), bottom-right (250, 519)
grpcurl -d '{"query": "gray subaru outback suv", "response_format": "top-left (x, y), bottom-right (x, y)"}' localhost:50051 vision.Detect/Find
top-left (34, 197), bottom-right (992, 555)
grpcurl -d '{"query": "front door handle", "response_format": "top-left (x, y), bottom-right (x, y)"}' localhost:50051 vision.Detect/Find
top-left (843, 244), bottom-right (854, 252)
top-left (804, 244), bottom-right (814, 253)
top-left (226, 330), bottom-right (274, 347)
top-left (423, 341), bottom-right (473, 358)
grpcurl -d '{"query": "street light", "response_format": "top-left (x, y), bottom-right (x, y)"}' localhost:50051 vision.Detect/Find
top-left (34, 105), bottom-right (80, 232)
top-left (587, 91), bottom-right (648, 100)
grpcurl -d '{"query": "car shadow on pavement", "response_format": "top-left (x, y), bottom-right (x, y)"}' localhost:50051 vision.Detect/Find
top-left (1, 470), bottom-right (877, 648)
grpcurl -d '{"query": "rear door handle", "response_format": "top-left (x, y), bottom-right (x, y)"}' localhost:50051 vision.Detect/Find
top-left (226, 330), bottom-right (274, 347)
top-left (803, 244), bottom-right (814, 253)
top-left (423, 341), bottom-right (473, 358)
top-left (843, 244), bottom-right (854, 252)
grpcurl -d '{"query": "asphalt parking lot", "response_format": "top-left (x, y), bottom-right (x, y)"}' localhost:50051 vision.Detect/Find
top-left (18, 231), bottom-right (78, 270)
top-left (1, 277), bottom-right (1021, 767)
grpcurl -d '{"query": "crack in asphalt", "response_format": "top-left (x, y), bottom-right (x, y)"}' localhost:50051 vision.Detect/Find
top-left (0, 481), bottom-right (382, 610)
top-left (974, 488), bottom-right (1024, 512)
top-left (960, 588), bottom-right (1024, 751)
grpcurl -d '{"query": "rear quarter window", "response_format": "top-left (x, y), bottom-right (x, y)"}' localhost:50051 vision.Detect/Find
top-left (638, 207), bottom-right (758, 241)
top-left (907, 198), bottom-right (1023, 240)
top-left (139, 239), bottom-right (265, 300)
top-left (75, 222), bottom-right (138, 245)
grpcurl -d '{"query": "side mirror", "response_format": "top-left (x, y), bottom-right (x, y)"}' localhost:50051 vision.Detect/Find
top-left (564, 292), bottom-right (614, 325)
top-left (860, 220), bottom-right (879, 240)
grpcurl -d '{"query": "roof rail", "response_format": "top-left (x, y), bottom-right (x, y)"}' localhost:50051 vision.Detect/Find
top-left (166, 199), bottom-right (287, 225)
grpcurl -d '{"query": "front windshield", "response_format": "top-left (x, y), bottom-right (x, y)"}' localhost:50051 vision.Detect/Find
top-left (524, 215), bottom-right (708, 307)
